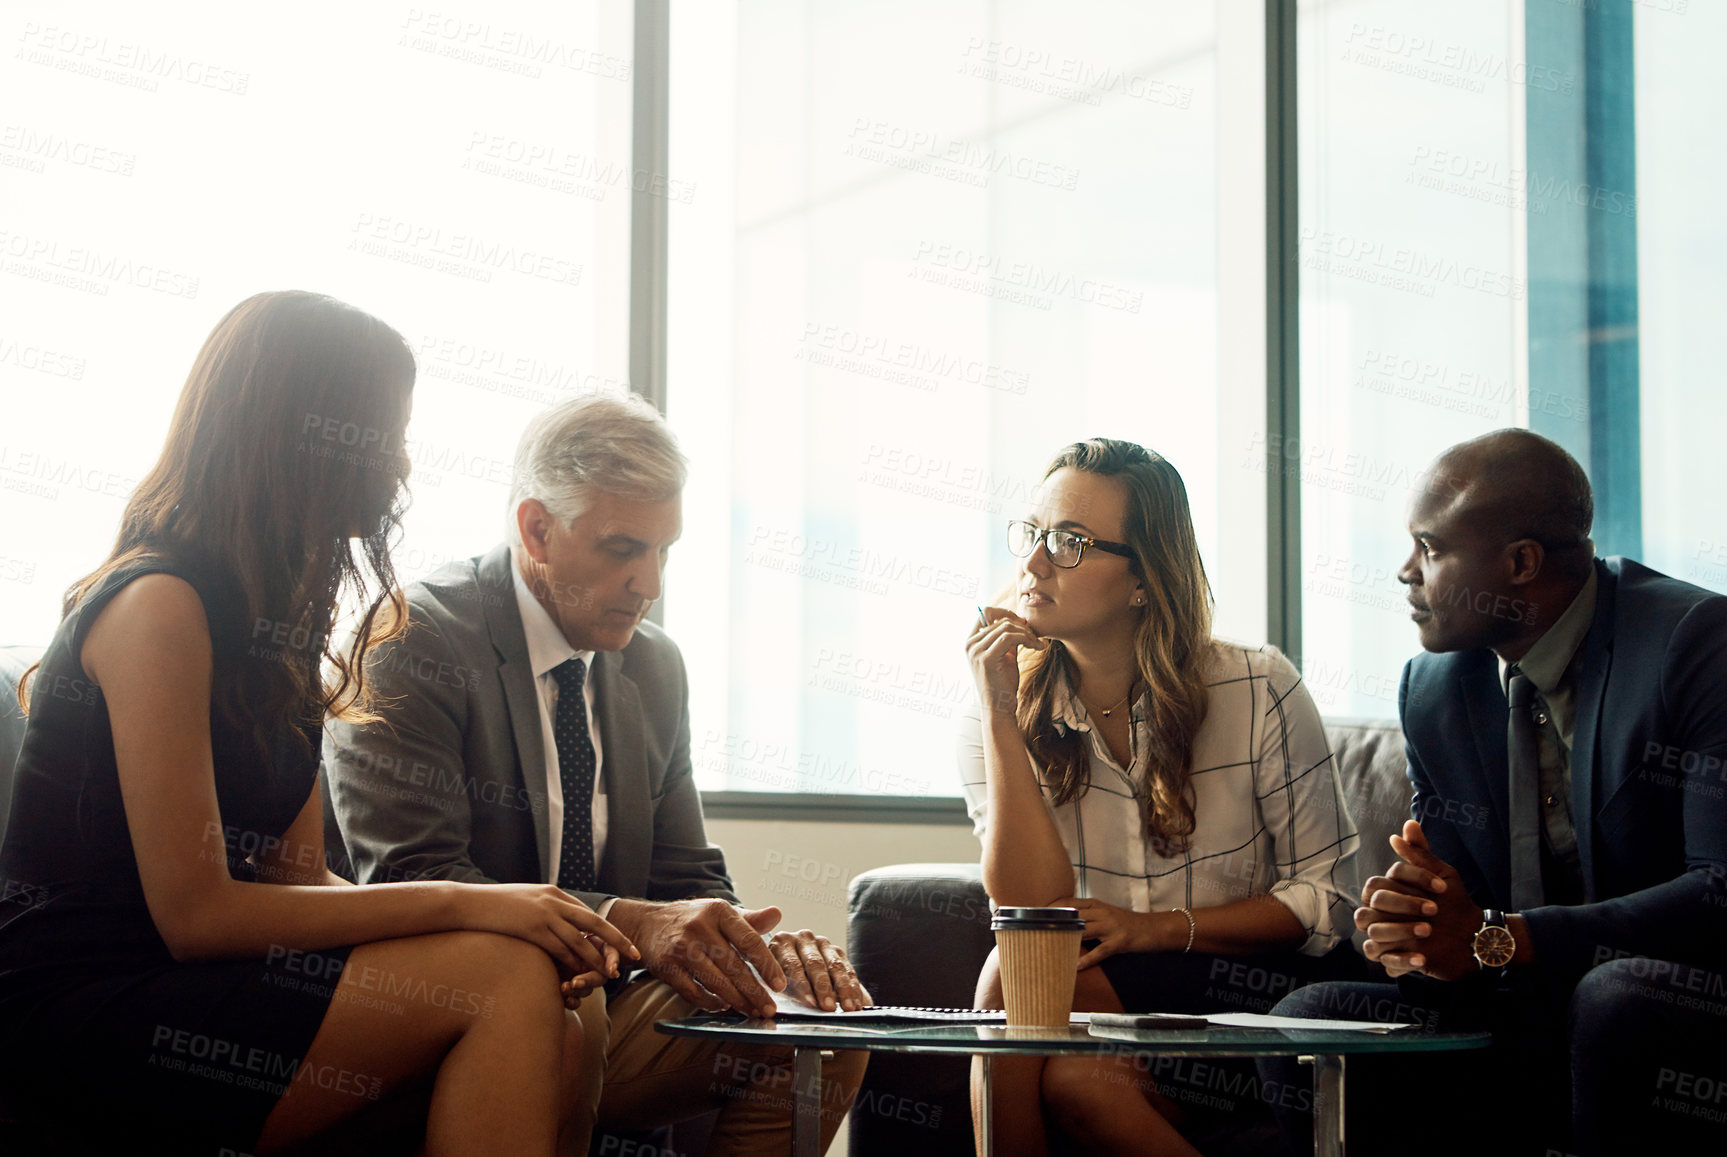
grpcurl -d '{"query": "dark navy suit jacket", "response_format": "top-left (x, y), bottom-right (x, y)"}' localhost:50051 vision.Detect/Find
top-left (1399, 557), bottom-right (1727, 976)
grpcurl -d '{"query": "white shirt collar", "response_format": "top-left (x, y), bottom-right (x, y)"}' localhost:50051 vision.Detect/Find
top-left (510, 554), bottom-right (594, 681)
top-left (1048, 665), bottom-right (1146, 736)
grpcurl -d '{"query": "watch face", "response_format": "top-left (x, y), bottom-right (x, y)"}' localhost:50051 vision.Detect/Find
top-left (1474, 926), bottom-right (1515, 968)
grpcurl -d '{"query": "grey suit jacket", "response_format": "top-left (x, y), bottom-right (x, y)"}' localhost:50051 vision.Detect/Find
top-left (322, 543), bottom-right (737, 910)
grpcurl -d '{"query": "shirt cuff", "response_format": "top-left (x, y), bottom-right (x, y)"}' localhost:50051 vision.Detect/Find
top-left (1266, 879), bottom-right (1335, 956)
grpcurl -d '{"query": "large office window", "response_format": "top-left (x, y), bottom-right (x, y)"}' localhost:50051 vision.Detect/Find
top-left (5, 1), bottom-right (1707, 805)
top-left (0, 1), bottom-right (634, 642)
top-left (1635, 0), bottom-right (1727, 594)
top-left (664, 0), bottom-right (1269, 796)
top-left (1296, 1), bottom-right (1533, 716)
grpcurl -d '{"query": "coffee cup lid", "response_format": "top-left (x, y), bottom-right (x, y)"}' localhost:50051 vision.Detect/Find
top-left (990, 906), bottom-right (1085, 931)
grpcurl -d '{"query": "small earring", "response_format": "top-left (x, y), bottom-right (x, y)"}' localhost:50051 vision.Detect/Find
top-left (1134, 594), bottom-right (1146, 606)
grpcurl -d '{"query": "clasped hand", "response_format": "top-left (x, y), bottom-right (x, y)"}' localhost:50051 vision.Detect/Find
top-left (1355, 820), bottom-right (1479, 980)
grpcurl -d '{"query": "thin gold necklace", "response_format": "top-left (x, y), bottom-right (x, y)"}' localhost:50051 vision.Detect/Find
top-left (1082, 686), bottom-right (1134, 718)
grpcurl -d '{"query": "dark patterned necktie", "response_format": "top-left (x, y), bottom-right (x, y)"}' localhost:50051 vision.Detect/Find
top-left (1506, 666), bottom-right (1545, 911)
top-left (552, 657), bottom-right (597, 893)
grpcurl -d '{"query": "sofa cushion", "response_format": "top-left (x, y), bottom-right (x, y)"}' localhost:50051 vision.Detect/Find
top-left (848, 862), bottom-right (992, 1007)
top-left (1323, 716), bottom-right (1410, 935)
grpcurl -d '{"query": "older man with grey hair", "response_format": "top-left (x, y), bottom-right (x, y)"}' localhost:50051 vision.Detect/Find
top-left (325, 391), bottom-right (867, 1154)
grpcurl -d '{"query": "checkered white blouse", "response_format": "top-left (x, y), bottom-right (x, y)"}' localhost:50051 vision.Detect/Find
top-left (958, 641), bottom-right (1359, 955)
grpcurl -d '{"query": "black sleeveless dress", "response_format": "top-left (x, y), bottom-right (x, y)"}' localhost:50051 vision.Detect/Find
top-left (0, 556), bottom-right (358, 1152)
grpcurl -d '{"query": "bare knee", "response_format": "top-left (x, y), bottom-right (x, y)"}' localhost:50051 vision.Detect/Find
top-left (1041, 1057), bottom-right (1133, 1134)
top-left (1072, 964), bottom-right (1125, 1013)
top-left (974, 947), bottom-right (1004, 1009)
top-left (432, 929), bottom-right (551, 976)
top-left (458, 932), bottom-right (561, 1013)
top-left (374, 931), bottom-right (560, 1028)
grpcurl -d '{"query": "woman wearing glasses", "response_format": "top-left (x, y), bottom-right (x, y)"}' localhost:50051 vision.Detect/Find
top-left (961, 439), bottom-right (1363, 1156)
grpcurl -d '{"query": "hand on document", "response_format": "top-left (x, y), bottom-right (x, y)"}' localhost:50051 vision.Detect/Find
top-left (762, 929), bottom-right (873, 1014)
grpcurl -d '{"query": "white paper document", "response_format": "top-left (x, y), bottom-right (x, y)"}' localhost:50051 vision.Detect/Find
top-left (1201, 1012), bottom-right (1416, 1033)
top-left (749, 961), bottom-right (1412, 1031)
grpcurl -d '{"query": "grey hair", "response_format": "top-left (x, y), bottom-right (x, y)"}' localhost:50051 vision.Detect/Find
top-left (507, 392), bottom-right (687, 546)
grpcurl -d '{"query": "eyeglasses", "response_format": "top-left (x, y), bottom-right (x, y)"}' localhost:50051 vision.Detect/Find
top-left (1006, 520), bottom-right (1136, 569)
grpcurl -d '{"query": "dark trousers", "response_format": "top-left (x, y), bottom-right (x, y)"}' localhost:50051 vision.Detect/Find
top-left (1258, 958), bottom-right (1727, 1157)
top-left (1094, 941), bottom-right (1368, 1143)
top-left (1096, 938), bottom-right (1370, 1017)
top-left (1570, 958), bottom-right (1727, 1151)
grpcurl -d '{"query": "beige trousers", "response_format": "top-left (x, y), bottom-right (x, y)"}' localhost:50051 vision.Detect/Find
top-left (568, 975), bottom-right (868, 1156)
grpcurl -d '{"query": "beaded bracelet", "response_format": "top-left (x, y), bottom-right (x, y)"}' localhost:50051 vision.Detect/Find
top-left (1171, 906), bottom-right (1196, 953)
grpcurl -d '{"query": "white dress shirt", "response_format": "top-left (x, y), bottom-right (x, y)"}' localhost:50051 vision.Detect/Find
top-left (958, 641), bottom-right (1358, 956)
top-left (511, 563), bottom-right (607, 885)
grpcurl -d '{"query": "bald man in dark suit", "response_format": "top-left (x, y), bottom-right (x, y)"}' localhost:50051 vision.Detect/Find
top-left (1267, 430), bottom-right (1727, 1155)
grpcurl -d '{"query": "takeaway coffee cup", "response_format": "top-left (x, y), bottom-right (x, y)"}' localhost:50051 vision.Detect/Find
top-left (991, 906), bottom-right (1086, 1027)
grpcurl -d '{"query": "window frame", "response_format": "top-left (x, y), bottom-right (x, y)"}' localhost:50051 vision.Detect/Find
top-left (632, 0), bottom-right (1303, 823)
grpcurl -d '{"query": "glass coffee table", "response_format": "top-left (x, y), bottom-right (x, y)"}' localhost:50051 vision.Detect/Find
top-left (656, 1014), bottom-right (1490, 1156)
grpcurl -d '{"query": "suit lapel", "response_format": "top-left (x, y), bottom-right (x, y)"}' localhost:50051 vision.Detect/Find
top-left (1570, 560), bottom-right (1617, 897)
top-left (1460, 654), bottom-right (1513, 898)
top-left (592, 650), bottom-right (647, 894)
top-left (478, 545), bottom-right (554, 882)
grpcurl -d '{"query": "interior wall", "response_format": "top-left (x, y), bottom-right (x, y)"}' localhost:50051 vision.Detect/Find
top-left (705, 817), bottom-right (981, 952)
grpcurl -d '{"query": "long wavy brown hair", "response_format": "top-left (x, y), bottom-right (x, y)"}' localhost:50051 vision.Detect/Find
top-left (1016, 439), bottom-right (1215, 855)
top-left (20, 291), bottom-right (415, 764)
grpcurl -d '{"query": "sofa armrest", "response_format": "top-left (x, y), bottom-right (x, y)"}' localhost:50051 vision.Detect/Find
top-left (848, 863), bottom-right (993, 1007)
top-left (1323, 716), bottom-right (1412, 952)
top-left (846, 864), bottom-right (992, 1154)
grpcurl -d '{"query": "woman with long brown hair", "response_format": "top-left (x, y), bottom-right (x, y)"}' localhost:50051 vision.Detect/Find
top-left (961, 439), bottom-right (1364, 1155)
top-left (0, 291), bottom-right (633, 1155)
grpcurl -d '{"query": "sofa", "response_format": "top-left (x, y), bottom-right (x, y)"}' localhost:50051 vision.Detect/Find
top-left (844, 716), bottom-right (1409, 1155)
